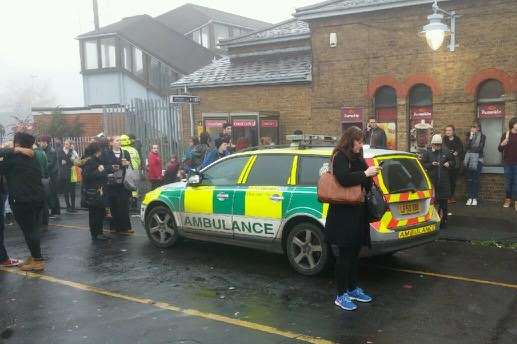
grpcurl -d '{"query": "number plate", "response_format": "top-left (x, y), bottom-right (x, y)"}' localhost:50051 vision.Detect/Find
top-left (398, 224), bottom-right (437, 239)
top-left (397, 201), bottom-right (420, 215)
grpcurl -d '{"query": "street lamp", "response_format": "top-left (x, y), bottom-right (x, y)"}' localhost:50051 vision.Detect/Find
top-left (420, 0), bottom-right (459, 52)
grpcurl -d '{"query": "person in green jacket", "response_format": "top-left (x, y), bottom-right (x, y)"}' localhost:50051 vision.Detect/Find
top-left (34, 143), bottom-right (49, 226)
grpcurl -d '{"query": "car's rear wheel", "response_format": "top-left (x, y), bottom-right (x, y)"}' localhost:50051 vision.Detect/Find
top-left (286, 222), bottom-right (329, 276)
top-left (145, 206), bottom-right (179, 248)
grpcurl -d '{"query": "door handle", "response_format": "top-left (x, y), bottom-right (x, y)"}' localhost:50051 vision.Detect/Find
top-left (270, 194), bottom-right (284, 202)
top-left (216, 192), bottom-right (229, 201)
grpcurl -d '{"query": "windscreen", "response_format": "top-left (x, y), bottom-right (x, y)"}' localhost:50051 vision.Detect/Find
top-left (379, 158), bottom-right (429, 194)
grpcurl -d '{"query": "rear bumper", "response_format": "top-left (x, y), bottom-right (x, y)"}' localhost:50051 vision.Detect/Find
top-left (368, 230), bottom-right (439, 256)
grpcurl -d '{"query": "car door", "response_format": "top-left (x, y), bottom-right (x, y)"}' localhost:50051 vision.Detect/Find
top-left (182, 156), bottom-right (251, 238)
top-left (232, 154), bottom-right (294, 242)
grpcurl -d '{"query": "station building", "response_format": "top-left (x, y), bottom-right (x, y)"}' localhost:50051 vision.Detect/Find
top-left (173, 0), bottom-right (517, 201)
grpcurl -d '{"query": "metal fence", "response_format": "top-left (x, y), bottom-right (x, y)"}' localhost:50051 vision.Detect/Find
top-left (50, 137), bottom-right (91, 158)
top-left (102, 99), bottom-right (183, 167)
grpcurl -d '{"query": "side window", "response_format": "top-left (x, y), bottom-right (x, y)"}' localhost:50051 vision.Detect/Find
top-left (298, 156), bottom-right (329, 186)
top-left (246, 155), bottom-right (293, 186)
top-left (201, 157), bottom-right (249, 186)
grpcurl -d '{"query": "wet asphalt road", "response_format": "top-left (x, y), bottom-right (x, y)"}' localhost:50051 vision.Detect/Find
top-left (1, 211), bottom-right (516, 344)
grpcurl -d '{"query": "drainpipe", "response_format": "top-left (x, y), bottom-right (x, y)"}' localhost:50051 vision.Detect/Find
top-left (184, 85), bottom-right (194, 137)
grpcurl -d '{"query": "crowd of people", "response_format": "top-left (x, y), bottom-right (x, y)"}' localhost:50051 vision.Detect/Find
top-left (1, 116), bottom-right (516, 276)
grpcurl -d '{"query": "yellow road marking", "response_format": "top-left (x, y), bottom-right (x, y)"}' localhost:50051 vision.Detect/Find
top-left (0, 268), bottom-right (333, 344)
top-left (373, 265), bottom-right (517, 290)
top-left (51, 224), bottom-right (145, 237)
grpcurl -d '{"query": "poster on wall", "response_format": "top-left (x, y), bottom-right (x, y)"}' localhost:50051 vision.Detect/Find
top-left (376, 122), bottom-right (397, 150)
top-left (341, 107), bottom-right (364, 131)
top-left (375, 107), bottom-right (397, 150)
top-left (409, 106), bottom-right (434, 153)
top-left (478, 104), bottom-right (505, 119)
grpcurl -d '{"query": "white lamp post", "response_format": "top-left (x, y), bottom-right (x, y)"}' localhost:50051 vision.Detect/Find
top-left (421, 0), bottom-right (459, 52)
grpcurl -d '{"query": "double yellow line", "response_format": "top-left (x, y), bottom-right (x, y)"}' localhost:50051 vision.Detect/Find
top-left (0, 267), bottom-right (332, 344)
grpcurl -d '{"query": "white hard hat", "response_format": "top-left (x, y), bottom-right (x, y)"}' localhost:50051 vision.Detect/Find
top-left (431, 134), bottom-right (443, 145)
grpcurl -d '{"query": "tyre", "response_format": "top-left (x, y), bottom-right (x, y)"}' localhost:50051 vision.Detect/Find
top-left (286, 222), bottom-right (329, 276)
top-left (145, 206), bottom-right (179, 248)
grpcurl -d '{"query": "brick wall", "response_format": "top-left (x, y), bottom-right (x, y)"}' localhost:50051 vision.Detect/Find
top-left (34, 113), bottom-right (103, 137)
top-left (185, 84), bottom-right (313, 143)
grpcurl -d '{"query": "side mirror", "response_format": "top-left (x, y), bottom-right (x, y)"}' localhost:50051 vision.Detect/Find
top-left (187, 173), bottom-right (202, 186)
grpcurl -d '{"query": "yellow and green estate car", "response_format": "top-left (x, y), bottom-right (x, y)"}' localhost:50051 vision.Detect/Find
top-left (141, 143), bottom-right (440, 275)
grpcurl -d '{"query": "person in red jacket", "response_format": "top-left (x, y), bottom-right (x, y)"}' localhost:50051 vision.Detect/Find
top-left (147, 145), bottom-right (162, 190)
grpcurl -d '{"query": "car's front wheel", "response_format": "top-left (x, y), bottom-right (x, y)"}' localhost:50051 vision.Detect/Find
top-left (286, 222), bottom-right (329, 276)
top-left (145, 205), bottom-right (179, 248)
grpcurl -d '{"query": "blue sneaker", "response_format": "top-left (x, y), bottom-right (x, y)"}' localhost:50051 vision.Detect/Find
top-left (334, 293), bottom-right (357, 311)
top-left (348, 287), bottom-right (372, 303)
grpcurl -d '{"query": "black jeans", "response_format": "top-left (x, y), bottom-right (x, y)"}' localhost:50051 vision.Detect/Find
top-left (0, 192), bottom-right (8, 261)
top-left (49, 176), bottom-right (61, 214)
top-left (11, 201), bottom-right (42, 259)
top-left (40, 199), bottom-right (49, 226)
top-left (89, 207), bottom-right (106, 238)
top-left (107, 187), bottom-right (131, 231)
top-left (438, 199), bottom-right (448, 225)
top-left (449, 169), bottom-right (459, 198)
top-left (333, 245), bottom-right (361, 296)
top-left (63, 181), bottom-right (77, 210)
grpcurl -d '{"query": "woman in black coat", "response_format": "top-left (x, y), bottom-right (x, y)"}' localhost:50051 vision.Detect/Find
top-left (420, 134), bottom-right (454, 228)
top-left (325, 126), bottom-right (380, 311)
top-left (83, 142), bottom-right (109, 241)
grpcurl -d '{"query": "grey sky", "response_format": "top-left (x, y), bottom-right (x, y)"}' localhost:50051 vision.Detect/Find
top-left (0, 0), bottom-right (317, 108)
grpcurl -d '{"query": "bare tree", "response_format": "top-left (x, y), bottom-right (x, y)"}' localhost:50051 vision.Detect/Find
top-left (0, 77), bottom-right (56, 115)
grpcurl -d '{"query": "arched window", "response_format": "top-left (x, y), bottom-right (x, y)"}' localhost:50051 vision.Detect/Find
top-left (409, 84), bottom-right (433, 152)
top-left (374, 86), bottom-right (397, 149)
top-left (477, 79), bottom-right (505, 166)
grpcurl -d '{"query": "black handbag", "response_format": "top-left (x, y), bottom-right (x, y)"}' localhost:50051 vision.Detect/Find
top-left (366, 184), bottom-right (387, 222)
top-left (85, 187), bottom-right (104, 208)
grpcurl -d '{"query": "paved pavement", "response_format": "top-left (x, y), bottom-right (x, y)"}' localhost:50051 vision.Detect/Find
top-left (1, 211), bottom-right (516, 344)
top-left (444, 202), bottom-right (517, 243)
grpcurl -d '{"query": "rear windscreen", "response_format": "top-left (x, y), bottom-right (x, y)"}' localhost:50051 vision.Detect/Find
top-left (379, 158), bottom-right (428, 194)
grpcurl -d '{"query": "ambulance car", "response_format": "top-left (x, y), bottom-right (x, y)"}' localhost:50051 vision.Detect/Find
top-left (141, 136), bottom-right (440, 275)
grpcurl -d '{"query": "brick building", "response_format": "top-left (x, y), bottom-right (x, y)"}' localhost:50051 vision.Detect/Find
top-left (32, 107), bottom-right (104, 137)
top-left (173, 0), bottom-right (517, 201)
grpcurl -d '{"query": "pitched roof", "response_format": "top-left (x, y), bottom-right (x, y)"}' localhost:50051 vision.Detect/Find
top-left (77, 15), bottom-right (217, 75)
top-left (172, 53), bottom-right (312, 89)
top-left (220, 19), bottom-right (310, 47)
top-left (155, 3), bottom-right (271, 34)
top-left (295, 0), bottom-right (448, 19)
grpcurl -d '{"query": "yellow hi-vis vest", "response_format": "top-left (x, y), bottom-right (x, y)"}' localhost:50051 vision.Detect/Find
top-left (122, 146), bottom-right (141, 171)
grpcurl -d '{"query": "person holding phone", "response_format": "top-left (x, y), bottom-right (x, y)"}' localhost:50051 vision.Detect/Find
top-left (325, 126), bottom-right (380, 311)
top-left (464, 122), bottom-right (486, 206)
top-left (420, 134), bottom-right (454, 228)
top-left (498, 117), bottom-right (517, 210)
top-left (364, 117), bottom-right (387, 149)
top-left (102, 136), bottom-right (133, 234)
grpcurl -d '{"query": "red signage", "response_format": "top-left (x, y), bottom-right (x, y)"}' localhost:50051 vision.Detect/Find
top-left (233, 119), bottom-right (257, 128)
top-left (260, 119), bottom-right (278, 128)
top-left (478, 104), bottom-right (505, 119)
top-left (376, 107), bottom-right (397, 122)
top-left (341, 107), bottom-right (363, 123)
top-left (410, 106), bottom-right (433, 120)
top-left (205, 119), bottom-right (226, 128)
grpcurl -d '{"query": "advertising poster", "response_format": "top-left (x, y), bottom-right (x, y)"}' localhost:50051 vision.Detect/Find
top-left (377, 122), bottom-right (397, 150)
top-left (409, 106), bottom-right (434, 153)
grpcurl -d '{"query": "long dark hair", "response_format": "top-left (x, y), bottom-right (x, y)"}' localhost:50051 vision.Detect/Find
top-left (333, 126), bottom-right (364, 160)
top-left (199, 132), bottom-right (211, 146)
